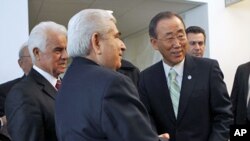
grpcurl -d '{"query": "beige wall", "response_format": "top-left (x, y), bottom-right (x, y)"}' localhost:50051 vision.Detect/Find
top-left (123, 30), bottom-right (161, 70)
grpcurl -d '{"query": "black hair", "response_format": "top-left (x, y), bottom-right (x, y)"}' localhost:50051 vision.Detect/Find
top-left (149, 11), bottom-right (186, 39)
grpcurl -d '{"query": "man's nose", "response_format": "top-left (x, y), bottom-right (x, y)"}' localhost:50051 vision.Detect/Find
top-left (121, 41), bottom-right (126, 51)
top-left (62, 49), bottom-right (68, 59)
top-left (172, 38), bottom-right (182, 48)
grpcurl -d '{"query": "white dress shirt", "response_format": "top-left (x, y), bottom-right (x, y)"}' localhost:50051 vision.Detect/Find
top-left (33, 65), bottom-right (58, 88)
top-left (162, 58), bottom-right (185, 88)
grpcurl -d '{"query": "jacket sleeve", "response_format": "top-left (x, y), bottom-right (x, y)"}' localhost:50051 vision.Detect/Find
top-left (5, 87), bottom-right (44, 141)
top-left (101, 75), bottom-right (162, 141)
top-left (208, 60), bottom-right (233, 141)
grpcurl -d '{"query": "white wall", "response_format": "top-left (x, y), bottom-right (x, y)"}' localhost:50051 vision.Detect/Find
top-left (0, 0), bottom-right (29, 83)
top-left (207, 0), bottom-right (250, 93)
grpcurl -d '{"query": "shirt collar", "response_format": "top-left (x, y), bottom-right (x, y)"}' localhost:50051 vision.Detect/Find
top-left (33, 65), bottom-right (58, 87)
top-left (162, 58), bottom-right (185, 77)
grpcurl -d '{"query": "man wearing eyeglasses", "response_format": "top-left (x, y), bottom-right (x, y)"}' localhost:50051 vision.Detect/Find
top-left (139, 11), bottom-right (233, 141)
top-left (0, 42), bottom-right (32, 140)
top-left (186, 26), bottom-right (206, 57)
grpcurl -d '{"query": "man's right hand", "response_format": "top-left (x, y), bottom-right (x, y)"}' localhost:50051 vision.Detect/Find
top-left (0, 115), bottom-right (7, 128)
top-left (159, 133), bottom-right (170, 141)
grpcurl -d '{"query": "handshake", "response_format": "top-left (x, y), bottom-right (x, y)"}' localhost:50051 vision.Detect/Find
top-left (159, 133), bottom-right (170, 141)
top-left (0, 115), bottom-right (7, 129)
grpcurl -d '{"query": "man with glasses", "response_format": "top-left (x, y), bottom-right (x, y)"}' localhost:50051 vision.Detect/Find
top-left (186, 26), bottom-right (206, 57)
top-left (0, 42), bottom-right (32, 140)
top-left (139, 11), bottom-right (233, 141)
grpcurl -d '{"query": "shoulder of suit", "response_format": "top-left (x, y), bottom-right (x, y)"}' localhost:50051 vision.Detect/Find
top-left (119, 59), bottom-right (139, 70)
top-left (189, 56), bottom-right (218, 67)
top-left (238, 61), bottom-right (250, 69)
top-left (140, 61), bottom-right (162, 74)
top-left (0, 77), bottom-right (23, 91)
top-left (91, 65), bottom-right (126, 81)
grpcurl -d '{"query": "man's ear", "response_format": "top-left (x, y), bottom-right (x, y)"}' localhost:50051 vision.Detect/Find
top-left (91, 33), bottom-right (102, 55)
top-left (33, 48), bottom-right (40, 61)
top-left (18, 59), bottom-right (22, 67)
top-left (150, 38), bottom-right (159, 50)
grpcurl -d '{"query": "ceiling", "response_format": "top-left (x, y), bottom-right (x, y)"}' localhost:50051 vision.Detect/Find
top-left (29, 0), bottom-right (203, 38)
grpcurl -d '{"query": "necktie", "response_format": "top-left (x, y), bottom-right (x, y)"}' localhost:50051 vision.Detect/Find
top-left (55, 79), bottom-right (62, 90)
top-left (168, 69), bottom-right (181, 118)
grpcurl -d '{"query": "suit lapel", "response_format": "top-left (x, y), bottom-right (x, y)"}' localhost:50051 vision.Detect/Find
top-left (177, 55), bottom-right (196, 123)
top-left (29, 69), bottom-right (57, 99)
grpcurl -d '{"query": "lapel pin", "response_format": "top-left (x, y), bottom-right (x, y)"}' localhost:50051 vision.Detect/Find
top-left (187, 75), bottom-right (192, 80)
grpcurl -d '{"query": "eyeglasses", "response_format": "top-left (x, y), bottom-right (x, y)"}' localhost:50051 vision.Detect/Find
top-left (157, 34), bottom-right (186, 43)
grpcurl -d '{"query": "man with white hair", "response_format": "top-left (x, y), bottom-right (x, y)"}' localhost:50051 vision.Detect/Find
top-left (5, 21), bottom-right (68, 141)
top-left (55, 9), bottom-right (169, 141)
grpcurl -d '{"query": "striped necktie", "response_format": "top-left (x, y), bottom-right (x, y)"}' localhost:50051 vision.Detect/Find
top-left (168, 68), bottom-right (181, 118)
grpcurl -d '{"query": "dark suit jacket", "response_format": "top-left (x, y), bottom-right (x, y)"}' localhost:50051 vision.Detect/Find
top-left (0, 75), bottom-right (25, 140)
top-left (0, 75), bottom-right (25, 116)
top-left (139, 55), bottom-right (233, 141)
top-left (231, 61), bottom-right (250, 124)
top-left (117, 59), bottom-right (140, 87)
top-left (5, 69), bottom-right (57, 141)
top-left (55, 57), bottom-right (164, 141)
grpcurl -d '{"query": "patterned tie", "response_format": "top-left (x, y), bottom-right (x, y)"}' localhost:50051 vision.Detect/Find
top-left (168, 69), bottom-right (181, 118)
top-left (55, 79), bottom-right (62, 90)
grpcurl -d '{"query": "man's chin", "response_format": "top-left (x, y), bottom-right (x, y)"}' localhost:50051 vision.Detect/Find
top-left (58, 69), bottom-right (67, 74)
top-left (116, 63), bottom-right (122, 70)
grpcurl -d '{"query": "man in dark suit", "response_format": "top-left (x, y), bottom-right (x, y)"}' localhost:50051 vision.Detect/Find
top-left (0, 43), bottom-right (32, 141)
top-left (55, 9), bottom-right (169, 141)
top-left (138, 11), bottom-right (233, 141)
top-left (5, 21), bottom-right (68, 141)
top-left (231, 61), bottom-right (250, 125)
top-left (117, 59), bottom-right (140, 87)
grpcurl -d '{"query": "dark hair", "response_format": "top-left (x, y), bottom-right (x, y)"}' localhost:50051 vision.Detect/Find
top-left (149, 11), bottom-right (186, 39)
top-left (186, 26), bottom-right (206, 42)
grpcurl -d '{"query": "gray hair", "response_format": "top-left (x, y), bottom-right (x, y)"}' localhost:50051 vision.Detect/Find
top-left (28, 21), bottom-right (67, 63)
top-left (67, 9), bottom-right (116, 57)
top-left (19, 42), bottom-right (28, 59)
